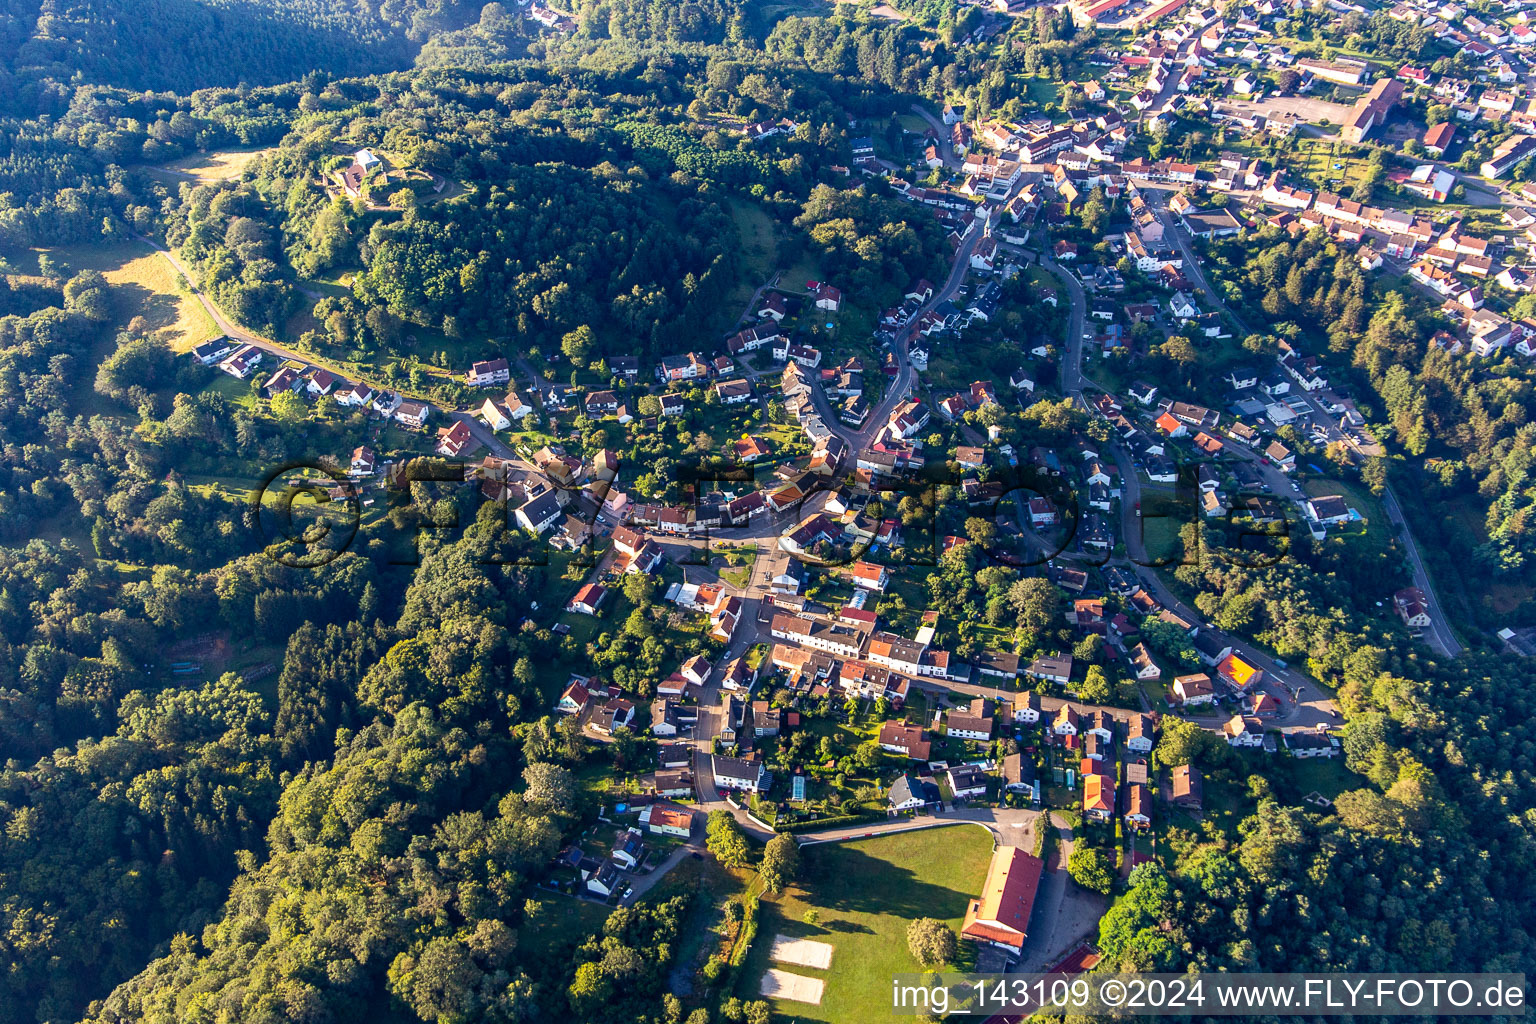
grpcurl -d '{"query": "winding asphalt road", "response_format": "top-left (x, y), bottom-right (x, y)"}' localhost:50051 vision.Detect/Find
top-left (1034, 229), bottom-right (1338, 729)
top-left (1146, 199), bottom-right (1461, 658)
top-left (139, 235), bottom-right (344, 374)
top-left (808, 212), bottom-right (991, 450)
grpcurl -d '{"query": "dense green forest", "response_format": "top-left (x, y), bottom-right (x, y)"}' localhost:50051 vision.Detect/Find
top-left (12, 0), bottom-right (485, 91)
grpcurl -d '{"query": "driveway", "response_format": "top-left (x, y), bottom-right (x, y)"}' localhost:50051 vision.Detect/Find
top-left (1015, 812), bottom-right (1107, 972)
top-left (622, 838), bottom-right (705, 904)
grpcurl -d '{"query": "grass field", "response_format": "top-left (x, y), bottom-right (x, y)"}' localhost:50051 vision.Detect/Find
top-left (183, 473), bottom-right (265, 504)
top-left (728, 199), bottom-right (778, 300)
top-left (752, 0), bottom-right (832, 27)
top-left (1278, 755), bottom-right (1355, 804)
top-left (1024, 78), bottom-right (1062, 108)
top-left (1198, 774), bottom-right (1257, 838)
top-left (520, 893), bottom-right (611, 968)
top-left (724, 197), bottom-right (821, 318)
top-left (20, 243), bottom-right (220, 352)
top-left (1283, 138), bottom-right (1377, 195)
top-left (1139, 508), bottom-right (1186, 566)
top-left (158, 148), bottom-right (273, 181)
top-left (744, 826), bottom-right (994, 1024)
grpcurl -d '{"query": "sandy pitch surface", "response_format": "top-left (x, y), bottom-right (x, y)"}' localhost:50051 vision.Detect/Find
top-left (769, 935), bottom-right (834, 969)
top-left (761, 968), bottom-right (826, 1004)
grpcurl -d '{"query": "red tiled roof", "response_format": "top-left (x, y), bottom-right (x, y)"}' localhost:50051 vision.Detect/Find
top-left (961, 848), bottom-right (1043, 949)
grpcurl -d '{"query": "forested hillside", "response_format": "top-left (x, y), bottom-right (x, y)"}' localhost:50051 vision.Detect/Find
top-left (12, 0), bottom-right (483, 91)
top-left (0, 43), bottom-right (954, 1021)
top-left (1206, 229), bottom-right (1536, 604)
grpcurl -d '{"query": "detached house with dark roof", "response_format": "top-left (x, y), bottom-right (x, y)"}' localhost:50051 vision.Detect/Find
top-left (888, 774), bottom-right (941, 811)
top-left (465, 357), bottom-right (510, 387)
top-left (514, 490), bottom-right (562, 535)
top-left (711, 754), bottom-right (769, 793)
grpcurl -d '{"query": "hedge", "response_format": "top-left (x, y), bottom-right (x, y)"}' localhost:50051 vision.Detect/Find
top-left (777, 812), bottom-right (882, 834)
top-left (729, 891), bottom-right (760, 968)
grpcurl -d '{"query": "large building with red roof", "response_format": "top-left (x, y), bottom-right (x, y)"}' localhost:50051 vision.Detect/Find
top-left (961, 848), bottom-right (1045, 950)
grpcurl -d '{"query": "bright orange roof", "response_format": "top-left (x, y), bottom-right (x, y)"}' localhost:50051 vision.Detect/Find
top-left (961, 848), bottom-right (1043, 949)
top-left (1083, 773), bottom-right (1115, 813)
top-left (1156, 412), bottom-right (1181, 432)
top-left (1218, 653), bottom-right (1259, 687)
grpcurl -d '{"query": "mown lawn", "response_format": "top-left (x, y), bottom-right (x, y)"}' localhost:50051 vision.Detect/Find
top-left (742, 825), bottom-right (994, 1024)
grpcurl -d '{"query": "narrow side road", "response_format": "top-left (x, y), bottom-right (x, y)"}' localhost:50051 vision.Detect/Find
top-left (1144, 204), bottom-right (1462, 658)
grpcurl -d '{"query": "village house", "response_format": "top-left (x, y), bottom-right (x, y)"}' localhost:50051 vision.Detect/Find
top-left (947, 765), bottom-right (989, 801)
top-left (1216, 652), bottom-right (1263, 692)
top-left (1125, 783), bottom-right (1151, 829)
top-left (514, 489), bottom-right (562, 535)
top-left (888, 774), bottom-right (941, 812)
top-left (1394, 586), bottom-right (1432, 629)
top-left (1170, 764), bottom-right (1203, 811)
top-left (878, 721), bottom-right (933, 760)
top-left (394, 400), bottom-right (429, 429)
top-left (337, 381), bottom-right (376, 408)
top-left (1127, 714), bottom-right (1155, 754)
top-left (1222, 714), bottom-right (1265, 748)
top-left (609, 828), bottom-right (651, 872)
top-left (219, 344), bottom-right (263, 379)
top-left (1128, 643), bottom-right (1162, 682)
top-left (1083, 773), bottom-right (1115, 823)
top-left (711, 754), bottom-right (769, 793)
top-left (639, 804), bottom-right (695, 838)
top-left (945, 698), bottom-right (995, 741)
top-left (1011, 691), bottom-right (1043, 726)
top-left (435, 420), bottom-right (474, 458)
top-left (1172, 673), bottom-right (1216, 706)
top-left (465, 357), bottom-right (510, 387)
top-left (1284, 729), bottom-right (1340, 758)
top-left (566, 582), bottom-right (607, 616)
top-left (192, 337), bottom-right (236, 365)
